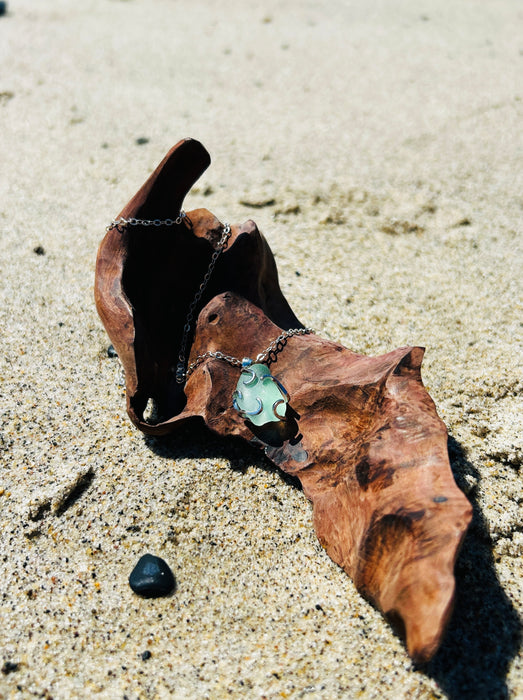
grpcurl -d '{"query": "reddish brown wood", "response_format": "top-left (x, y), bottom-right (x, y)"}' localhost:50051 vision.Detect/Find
top-left (95, 140), bottom-right (472, 663)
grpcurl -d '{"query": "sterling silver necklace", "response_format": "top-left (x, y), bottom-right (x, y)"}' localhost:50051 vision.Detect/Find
top-left (107, 213), bottom-right (314, 426)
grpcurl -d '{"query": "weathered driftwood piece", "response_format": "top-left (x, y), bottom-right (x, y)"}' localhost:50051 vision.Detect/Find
top-left (95, 139), bottom-right (300, 433)
top-left (95, 139), bottom-right (472, 663)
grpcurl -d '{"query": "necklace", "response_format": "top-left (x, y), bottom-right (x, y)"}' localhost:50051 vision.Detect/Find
top-left (106, 212), bottom-right (187, 232)
top-left (106, 213), bottom-right (314, 427)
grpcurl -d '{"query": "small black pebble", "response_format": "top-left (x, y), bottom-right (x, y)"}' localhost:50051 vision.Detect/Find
top-left (33, 246), bottom-right (45, 255)
top-left (129, 554), bottom-right (175, 598)
top-left (107, 344), bottom-right (118, 358)
top-left (2, 661), bottom-right (19, 675)
top-left (135, 137), bottom-right (149, 145)
top-left (295, 270), bottom-right (301, 276)
top-left (140, 650), bottom-right (152, 661)
top-left (0, 3), bottom-right (7, 18)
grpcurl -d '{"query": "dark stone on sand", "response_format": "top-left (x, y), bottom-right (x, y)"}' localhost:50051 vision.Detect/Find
top-left (33, 246), bottom-right (45, 255)
top-left (0, 3), bottom-right (7, 18)
top-left (2, 661), bottom-right (19, 675)
top-left (129, 554), bottom-right (175, 597)
top-left (140, 650), bottom-right (152, 661)
top-left (107, 344), bottom-right (118, 358)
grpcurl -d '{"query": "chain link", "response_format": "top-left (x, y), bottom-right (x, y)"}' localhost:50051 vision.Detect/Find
top-left (185, 327), bottom-right (314, 380)
top-left (185, 351), bottom-right (244, 378)
top-left (106, 211), bottom-right (186, 232)
top-left (175, 224), bottom-right (232, 383)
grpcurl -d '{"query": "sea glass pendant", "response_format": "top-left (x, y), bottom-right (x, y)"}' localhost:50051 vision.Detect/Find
top-left (232, 360), bottom-right (289, 427)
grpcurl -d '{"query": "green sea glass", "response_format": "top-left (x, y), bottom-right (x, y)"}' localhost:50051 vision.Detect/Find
top-left (232, 363), bottom-right (288, 427)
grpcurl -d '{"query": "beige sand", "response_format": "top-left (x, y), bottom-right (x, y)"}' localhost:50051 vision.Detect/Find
top-left (1, 1), bottom-right (521, 698)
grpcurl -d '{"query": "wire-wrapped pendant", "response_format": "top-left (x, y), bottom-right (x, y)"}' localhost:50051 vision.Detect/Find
top-left (232, 360), bottom-right (289, 426)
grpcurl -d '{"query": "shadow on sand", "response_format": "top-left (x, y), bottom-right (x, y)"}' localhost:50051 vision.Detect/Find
top-left (146, 425), bottom-right (521, 699)
top-left (423, 436), bottom-right (522, 700)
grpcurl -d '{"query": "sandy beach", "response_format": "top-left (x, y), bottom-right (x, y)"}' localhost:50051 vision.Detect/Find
top-left (1, 0), bottom-right (521, 698)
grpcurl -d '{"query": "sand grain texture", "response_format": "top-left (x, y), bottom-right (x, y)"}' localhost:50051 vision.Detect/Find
top-left (1, 1), bottom-right (521, 698)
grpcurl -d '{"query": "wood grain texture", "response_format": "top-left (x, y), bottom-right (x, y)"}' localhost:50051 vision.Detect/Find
top-left (95, 140), bottom-right (472, 662)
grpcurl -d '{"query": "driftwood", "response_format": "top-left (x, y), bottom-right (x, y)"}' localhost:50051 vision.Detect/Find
top-left (95, 139), bottom-right (472, 663)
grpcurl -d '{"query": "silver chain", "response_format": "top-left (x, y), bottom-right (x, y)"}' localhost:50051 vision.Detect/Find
top-left (185, 326), bottom-right (314, 380)
top-left (106, 211), bottom-right (186, 232)
top-left (105, 210), bottom-right (314, 385)
top-left (175, 223), bottom-right (232, 383)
